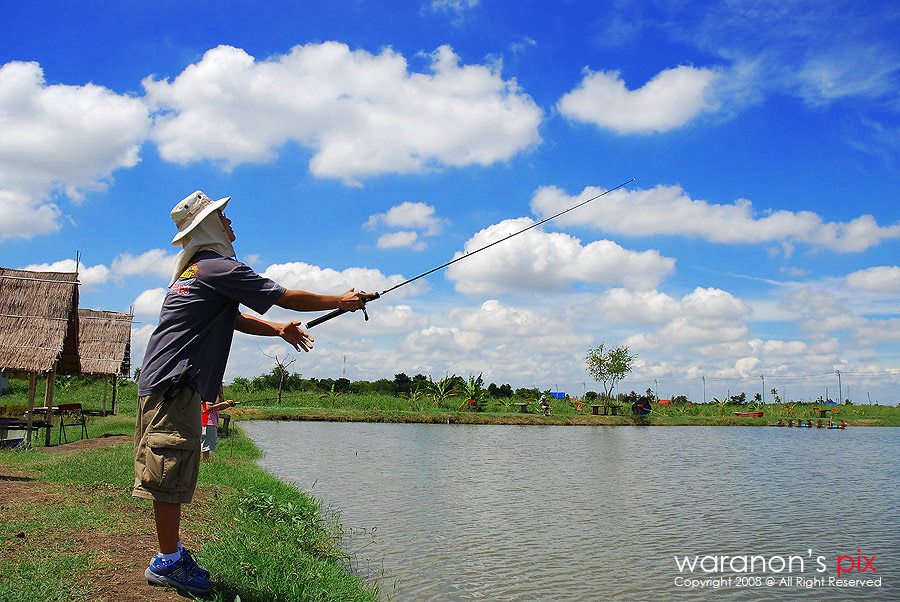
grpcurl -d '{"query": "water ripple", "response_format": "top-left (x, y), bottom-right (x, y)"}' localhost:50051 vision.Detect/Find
top-left (245, 422), bottom-right (900, 601)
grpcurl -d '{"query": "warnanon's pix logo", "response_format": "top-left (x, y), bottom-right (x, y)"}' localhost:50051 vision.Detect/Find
top-left (672, 549), bottom-right (882, 590)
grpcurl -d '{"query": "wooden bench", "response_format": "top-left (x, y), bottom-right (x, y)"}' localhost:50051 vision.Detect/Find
top-left (590, 404), bottom-right (603, 415)
top-left (0, 418), bottom-right (52, 445)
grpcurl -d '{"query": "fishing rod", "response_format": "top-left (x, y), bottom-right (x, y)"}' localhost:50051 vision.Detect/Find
top-left (305, 177), bottom-right (635, 329)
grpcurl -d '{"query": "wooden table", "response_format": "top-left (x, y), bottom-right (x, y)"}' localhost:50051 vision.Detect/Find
top-left (812, 407), bottom-right (836, 418)
top-left (514, 402), bottom-right (529, 413)
top-left (590, 404), bottom-right (603, 415)
top-left (0, 418), bottom-right (51, 441)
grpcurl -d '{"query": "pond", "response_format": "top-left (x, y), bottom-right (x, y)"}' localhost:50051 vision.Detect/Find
top-left (242, 422), bottom-right (899, 601)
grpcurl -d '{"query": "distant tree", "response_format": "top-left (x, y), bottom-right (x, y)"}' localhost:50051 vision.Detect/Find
top-left (514, 387), bottom-right (541, 399)
top-left (393, 373), bottom-right (412, 395)
top-left (730, 392), bottom-right (746, 404)
top-left (673, 395), bottom-right (689, 404)
top-left (583, 390), bottom-right (599, 401)
top-left (133, 367), bottom-right (141, 382)
top-left (231, 377), bottom-right (253, 393)
top-left (371, 378), bottom-right (394, 395)
top-left (584, 343), bottom-right (636, 403)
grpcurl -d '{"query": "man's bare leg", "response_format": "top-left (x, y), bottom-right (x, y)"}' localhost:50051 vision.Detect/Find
top-left (153, 500), bottom-right (181, 555)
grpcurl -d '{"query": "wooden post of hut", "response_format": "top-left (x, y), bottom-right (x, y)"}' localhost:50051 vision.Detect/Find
top-left (24, 373), bottom-right (37, 447)
top-left (44, 364), bottom-right (56, 447)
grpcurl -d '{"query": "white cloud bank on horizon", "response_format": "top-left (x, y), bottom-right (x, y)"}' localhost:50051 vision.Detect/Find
top-left (22, 248), bottom-right (178, 288)
top-left (143, 43), bottom-right (542, 184)
top-left (446, 217), bottom-right (675, 294)
top-left (556, 65), bottom-right (721, 134)
top-left (0, 61), bottom-right (150, 240)
top-left (531, 184), bottom-right (900, 253)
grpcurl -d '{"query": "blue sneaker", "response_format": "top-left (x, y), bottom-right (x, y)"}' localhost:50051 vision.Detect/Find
top-left (181, 548), bottom-right (210, 579)
top-left (145, 554), bottom-right (213, 594)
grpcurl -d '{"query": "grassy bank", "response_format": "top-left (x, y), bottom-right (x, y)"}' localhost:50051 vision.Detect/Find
top-left (2, 376), bottom-right (900, 428)
top-left (1, 377), bottom-right (897, 600)
top-left (0, 407), bottom-right (382, 602)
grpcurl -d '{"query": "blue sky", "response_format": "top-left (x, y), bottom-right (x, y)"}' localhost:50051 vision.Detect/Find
top-left (2, 0), bottom-right (899, 402)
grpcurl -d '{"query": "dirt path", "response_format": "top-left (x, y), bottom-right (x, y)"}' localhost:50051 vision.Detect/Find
top-left (1, 435), bottom-right (209, 602)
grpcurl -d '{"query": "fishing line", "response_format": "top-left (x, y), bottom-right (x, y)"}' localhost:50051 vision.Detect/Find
top-left (306, 177), bottom-right (635, 328)
top-left (307, 1), bottom-right (852, 331)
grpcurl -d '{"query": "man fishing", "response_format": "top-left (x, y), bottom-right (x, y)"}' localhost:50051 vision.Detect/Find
top-left (134, 190), bottom-right (374, 595)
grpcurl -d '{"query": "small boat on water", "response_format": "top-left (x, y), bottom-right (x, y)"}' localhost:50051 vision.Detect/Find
top-left (734, 411), bottom-right (764, 417)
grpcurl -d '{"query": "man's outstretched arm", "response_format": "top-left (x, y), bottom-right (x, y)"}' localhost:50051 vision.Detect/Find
top-left (234, 314), bottom-right (313, 352)
top-left (275, 288), bottom-right (375, 312)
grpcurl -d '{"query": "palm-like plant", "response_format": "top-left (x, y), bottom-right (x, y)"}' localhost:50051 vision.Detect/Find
top-left (454, 373), bottom-right (485, 411)
top-left (400, 385), bottom-right (429, 411)
top-left (426, 374), bottom-right (456, 409)
top-left (319, 383), bottom-right (342, 408)
top-left (711, 396), bottom-right (730, 416)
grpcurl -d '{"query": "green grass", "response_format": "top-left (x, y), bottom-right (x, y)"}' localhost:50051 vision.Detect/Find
top-left (0, 544), bottom-right (98, 602)
top-left (3, 377), bottom-right (899, 431)
top-left (0, 412), bottom-right (381, 602)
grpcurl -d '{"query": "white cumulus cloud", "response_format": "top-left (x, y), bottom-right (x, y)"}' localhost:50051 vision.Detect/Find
top-left (557, 65), bottom-right (721, 134)
top-left (0, 61), bottom-right (150, 240)
top-left (21, 258), bottom-right (110, 289)
top-left (262, 262), bottom-right (425, 298)
top-left (111, 248), bottom-right (178, 280)
top-left (378, 231), bottom-right (423, 250)
top-left (366, 201), bottom-right (445, 235)
top-left (133, 288), bottom-right (167, 318)
top-left (446, 217), bottom-right (675, 294)
top-left (845, 266), bottom-right (900, 292)
top-left (367, 201), bottom-right (446, 250)
top-left (143, 43), bottom-right (541, 184)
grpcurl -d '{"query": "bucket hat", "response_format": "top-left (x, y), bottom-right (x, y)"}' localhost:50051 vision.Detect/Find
top-left (170, 190), bottom-right (231, 245)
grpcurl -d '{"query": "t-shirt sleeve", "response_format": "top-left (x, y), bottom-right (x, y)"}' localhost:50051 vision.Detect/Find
top-left (209, 260), bottom-right (286, 315)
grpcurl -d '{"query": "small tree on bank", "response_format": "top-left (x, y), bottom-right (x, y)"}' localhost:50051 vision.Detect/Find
top-left (584, 343), bottom-right (636, 404)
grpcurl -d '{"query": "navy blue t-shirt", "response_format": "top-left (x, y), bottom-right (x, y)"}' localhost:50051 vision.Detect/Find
top-left (138, 251), bottom-right (286, 401)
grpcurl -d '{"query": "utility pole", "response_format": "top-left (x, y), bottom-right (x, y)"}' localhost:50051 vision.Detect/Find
top-left (761, 375), bottom-right (765, 404)
top-left (835, 370), bottom-right (842, 404)
top-left (342, 354), bottom-right (347, 378)
top-left (702, 376), bottom-right (706, 404)
top-left (654, 379), bottom-right (659, 402)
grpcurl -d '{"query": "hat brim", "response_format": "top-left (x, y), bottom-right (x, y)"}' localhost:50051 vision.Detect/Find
top-left (171, 196), bottom-right (231, 246)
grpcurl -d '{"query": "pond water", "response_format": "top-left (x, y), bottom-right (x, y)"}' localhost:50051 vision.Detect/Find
top-left (242, 422), bottom-right (899, 601)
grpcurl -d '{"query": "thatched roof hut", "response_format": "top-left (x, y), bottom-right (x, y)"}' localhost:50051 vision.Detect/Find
top-left (0, 267), bottom-right (80, 376)
top-left (77, 309), bottom-right (133, 377)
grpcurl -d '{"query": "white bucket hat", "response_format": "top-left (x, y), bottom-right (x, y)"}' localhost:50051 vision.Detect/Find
top-left (170, 190), bottom-right (231, 246)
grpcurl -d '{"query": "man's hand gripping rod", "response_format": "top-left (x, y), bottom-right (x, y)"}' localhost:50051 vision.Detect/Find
top-left (303, 178), bottom-right (635, 329)
top-left (305, 291), bottom-right (380, 328)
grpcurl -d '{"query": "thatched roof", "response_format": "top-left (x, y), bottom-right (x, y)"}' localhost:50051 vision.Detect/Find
top-left (0, 267), bottom-right (80, 374)
top-left (77, 309), bottom-right (133, 376)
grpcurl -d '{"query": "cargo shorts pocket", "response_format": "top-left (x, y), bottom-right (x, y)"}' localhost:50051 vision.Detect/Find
top-left (140, 431), bottom-right (198, 493)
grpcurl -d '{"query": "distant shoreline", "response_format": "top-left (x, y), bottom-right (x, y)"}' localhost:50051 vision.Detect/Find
top-left (228, 407), bottom-right (898, 427)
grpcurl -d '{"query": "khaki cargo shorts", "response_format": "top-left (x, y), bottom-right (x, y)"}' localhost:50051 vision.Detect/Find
top-left (132, 386), bottom-right (202, 504)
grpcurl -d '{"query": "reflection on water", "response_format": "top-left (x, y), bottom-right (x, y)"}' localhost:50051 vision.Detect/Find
top-left (243, 422), bottom-right (900, 601)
